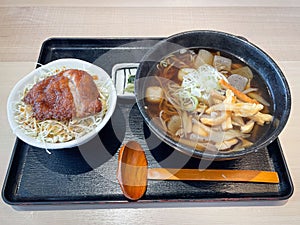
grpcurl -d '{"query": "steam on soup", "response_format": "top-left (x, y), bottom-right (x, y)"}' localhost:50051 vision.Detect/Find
top-left (144, 48), bottom-right (273, 153)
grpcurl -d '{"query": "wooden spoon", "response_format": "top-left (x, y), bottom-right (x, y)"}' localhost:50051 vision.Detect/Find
top-left (117, 141), bottom-right (279, 201)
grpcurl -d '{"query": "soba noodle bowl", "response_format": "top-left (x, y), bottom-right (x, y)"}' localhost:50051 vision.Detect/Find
top-left (144, 48), bottom-right (273, 152)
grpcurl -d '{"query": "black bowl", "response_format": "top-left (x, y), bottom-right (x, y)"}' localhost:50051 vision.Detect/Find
top-left (135, 30), bottom-right (291, 160)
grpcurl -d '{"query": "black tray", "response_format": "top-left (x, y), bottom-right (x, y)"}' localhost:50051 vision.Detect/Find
top-left (2, 38), bottom-right (294, 207)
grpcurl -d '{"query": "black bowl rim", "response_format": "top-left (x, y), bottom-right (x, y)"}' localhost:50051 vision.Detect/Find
top-left (135, 30), bottom-right (291, 160)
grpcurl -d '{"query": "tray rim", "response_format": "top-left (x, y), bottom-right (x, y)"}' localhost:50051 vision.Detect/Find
top-left (1, 137), bottom-right (294, 206)
top-left (1, 37), bottom-right (294, 206)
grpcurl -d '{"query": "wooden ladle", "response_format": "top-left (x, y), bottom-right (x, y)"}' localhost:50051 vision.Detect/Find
top-left (117, 141), bottom-right (279, 201)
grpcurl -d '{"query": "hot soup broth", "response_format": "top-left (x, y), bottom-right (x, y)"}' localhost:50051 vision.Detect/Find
top-left (143, 48), bottom-right (273, 152)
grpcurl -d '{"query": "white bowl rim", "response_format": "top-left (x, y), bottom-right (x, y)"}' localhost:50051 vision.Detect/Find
top-left (7, 58), bottom-right (117, 149)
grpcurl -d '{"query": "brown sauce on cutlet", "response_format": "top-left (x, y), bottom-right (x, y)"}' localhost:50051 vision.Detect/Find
top-left (24, 72), bottom-right (76, 121)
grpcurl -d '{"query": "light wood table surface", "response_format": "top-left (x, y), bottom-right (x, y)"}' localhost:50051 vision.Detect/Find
top-left (0, 1), bottom-right (299, 224)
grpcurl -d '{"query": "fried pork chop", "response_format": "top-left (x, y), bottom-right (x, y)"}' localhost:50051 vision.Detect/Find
top-left (24, 69), bottom-right (102, 121)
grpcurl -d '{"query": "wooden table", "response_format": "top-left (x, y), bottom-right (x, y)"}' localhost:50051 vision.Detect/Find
top-left (1, 1), bottom-right (299, 224)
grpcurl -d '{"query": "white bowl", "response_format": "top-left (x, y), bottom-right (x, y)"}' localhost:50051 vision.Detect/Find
top-left (7, 58), bottom-right (117, 149)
